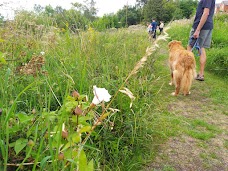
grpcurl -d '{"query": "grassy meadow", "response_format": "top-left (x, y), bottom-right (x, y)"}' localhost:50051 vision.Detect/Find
top-left (0, 14), bottom-right (228, 171)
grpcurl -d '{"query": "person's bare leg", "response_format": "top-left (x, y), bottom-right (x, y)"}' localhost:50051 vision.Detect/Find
top-left (199, 48), bottom-right (206, 76)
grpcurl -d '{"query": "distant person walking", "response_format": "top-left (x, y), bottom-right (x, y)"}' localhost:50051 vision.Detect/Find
top-left (159, 21), bottom-right (164, 34)
top-left (151, 19), bottom-right (157, 39)
top-left (187, 0), bottom-right (215, 81)
top-left (147, 22), bottom-right (153, 39)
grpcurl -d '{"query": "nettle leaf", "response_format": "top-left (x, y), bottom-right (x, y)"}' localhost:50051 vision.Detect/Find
top-left (64, 101), bottom-right (78, 113)
top-left (79, 150), bottom-right (87, 171)
top-left (61, 142), bottom-right (71, 152)
top-left (87, 159), bottom-right (94, 171)
top-left (79, 126), bottom-right (91, 133)
top-left (71, 133), bottom-right (81, 143)
top-left (9, 125), bottom-right (20, 133)
top-left (17, 113), bottom-right (33, 123)
top-left (64, 148), bottom-right (78, 159)
top-left (14, 138), bottom-right (28, 155)
top-left (72, 115), bottom-right (93, 125)
top-left (81, 102), bottom-right (90, 110)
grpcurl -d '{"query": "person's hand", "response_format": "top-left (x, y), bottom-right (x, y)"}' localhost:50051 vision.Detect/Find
top-left (193, 30), bottom-right (200, 38)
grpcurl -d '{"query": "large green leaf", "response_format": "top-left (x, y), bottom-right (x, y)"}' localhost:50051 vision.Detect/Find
top-left (14, 138), bottom-right (28, 155)
top-left (17, 113), bottom-right (33, 123)
top-left (87, 159), bottom-right (94, 171)
top-left (79, 126), bottom-right (91, 133)
top-left (79, 150), bottom-right (87, 171)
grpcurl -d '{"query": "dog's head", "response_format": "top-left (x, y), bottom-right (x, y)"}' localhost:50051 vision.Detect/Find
top-left (168, 40), bottom-right (182, 50)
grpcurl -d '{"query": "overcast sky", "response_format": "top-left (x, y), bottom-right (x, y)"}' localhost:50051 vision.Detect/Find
top-left (0, 0), bottom-right (136, 20)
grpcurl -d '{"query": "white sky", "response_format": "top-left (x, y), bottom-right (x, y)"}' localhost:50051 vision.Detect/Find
top-left (0, 0), bottom-right (136, 20)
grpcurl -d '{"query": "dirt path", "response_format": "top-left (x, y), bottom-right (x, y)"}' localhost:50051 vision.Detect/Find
top-left (143, 43), bottom-right (228, 171)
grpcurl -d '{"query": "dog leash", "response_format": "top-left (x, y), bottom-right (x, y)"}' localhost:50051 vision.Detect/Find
top-left (190, 37), bottom-right (201, 56)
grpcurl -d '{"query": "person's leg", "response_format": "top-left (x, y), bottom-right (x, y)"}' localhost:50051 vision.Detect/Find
top-left (196, 30), bottom-right (212, 80)
top-left (199, 48), bottom-right (206, 77)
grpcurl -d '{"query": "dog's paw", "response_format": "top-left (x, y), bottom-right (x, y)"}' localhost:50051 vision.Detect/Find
top-left (171, 92), bottom-right (176, 96)
top-left (184, 91), bottom-right (191, 96)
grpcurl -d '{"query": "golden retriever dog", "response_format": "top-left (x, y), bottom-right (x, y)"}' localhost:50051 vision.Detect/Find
top-left (168, 40), bottom-right (196, 96)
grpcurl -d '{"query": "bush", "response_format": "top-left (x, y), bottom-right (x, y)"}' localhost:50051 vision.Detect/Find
top-left (207, 47), bottom-right (228, 77)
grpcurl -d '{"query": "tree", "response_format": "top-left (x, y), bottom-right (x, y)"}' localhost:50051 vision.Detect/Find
top-left (34, 4), bottom-right (44, 14)
top-left (143, 0), bottom-right (165, 22)
top-left (179, 0), bottom-right (197, 19)
top-left (71, 1), bottom-right (97, 21)
top-left (44, 5), bottom-right (55, 16)
top-left (116, 5), bottom-right (141, 27)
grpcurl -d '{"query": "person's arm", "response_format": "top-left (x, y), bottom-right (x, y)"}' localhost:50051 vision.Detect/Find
top-left (193, 8), bottom-right (210, 38)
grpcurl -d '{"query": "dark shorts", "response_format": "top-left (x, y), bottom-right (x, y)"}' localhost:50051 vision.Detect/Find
top-left (188, 28), bottom-right (212, 48)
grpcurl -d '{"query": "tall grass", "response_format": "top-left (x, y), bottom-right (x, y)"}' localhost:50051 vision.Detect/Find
top-left (0, 16), bottom-right (159, 170)
top-left (1, 13), bottom-right (227, 171)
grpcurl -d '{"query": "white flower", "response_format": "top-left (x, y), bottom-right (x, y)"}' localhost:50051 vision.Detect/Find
top-left (40, 51), bottom-right (45, 55)
top-left (92, 85), bottom-right (111, 105)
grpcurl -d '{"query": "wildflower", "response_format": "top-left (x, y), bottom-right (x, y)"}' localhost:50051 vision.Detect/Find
top-left (40, 51), bottom-right (45, 55)
top-left (74, 106), bottom-right (82, 116)
top-left (72, 90), bottom-right (80, 98)
top-left (92, 85), bottom-right (111, 105)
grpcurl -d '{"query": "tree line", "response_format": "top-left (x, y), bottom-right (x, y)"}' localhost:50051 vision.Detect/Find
top-left (0, 0), bottom-right (197, 31)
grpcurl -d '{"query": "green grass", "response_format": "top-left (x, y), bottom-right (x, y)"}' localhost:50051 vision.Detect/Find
top-left (1, 14), bottom-right (228, 171)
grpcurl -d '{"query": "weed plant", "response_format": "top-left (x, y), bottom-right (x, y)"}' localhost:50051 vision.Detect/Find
top-left (0, 15), bottom-right (156, 170)
top-left (1, 12), bottom-right (227, 171)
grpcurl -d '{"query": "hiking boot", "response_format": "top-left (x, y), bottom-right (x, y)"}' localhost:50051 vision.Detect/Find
top-left (195, 74), bottom-right (204, 81)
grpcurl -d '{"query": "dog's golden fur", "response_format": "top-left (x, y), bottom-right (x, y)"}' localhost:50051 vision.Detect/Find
top-left (168, 40), bottom-right (196, 96)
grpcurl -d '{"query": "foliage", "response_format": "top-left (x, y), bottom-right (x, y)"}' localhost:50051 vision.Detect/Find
top-left (116, 5), bottom-right (142, 27)
top-left (0, 1), bottom-right (227, 170)
top-left (141, 0), bottom-right (197, 23)
top-left (178, 0), bottom-right (197, 19)
top-left (0, 18), bottom-right (151, 170)
top-left (92, 14), bottom-right (120, 31)
top-left (206, 14), bottom-right (228, 77)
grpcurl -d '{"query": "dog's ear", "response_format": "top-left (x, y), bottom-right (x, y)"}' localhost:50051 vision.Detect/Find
top-left (168, 40), bottom-right (176, 48)
top-left (176, 41), bottom-right (182, 45)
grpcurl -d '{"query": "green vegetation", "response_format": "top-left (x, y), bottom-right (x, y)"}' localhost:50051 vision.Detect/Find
top-left (1, 0), bottom-right (197, 30)
top-left (0, 1), bottom-right (227, 169)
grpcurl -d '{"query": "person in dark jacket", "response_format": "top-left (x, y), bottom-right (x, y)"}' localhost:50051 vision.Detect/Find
top-left (151, 19), bottom-right (157, 39)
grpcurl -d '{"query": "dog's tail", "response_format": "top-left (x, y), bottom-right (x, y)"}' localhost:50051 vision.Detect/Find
top-left (181, 52), bottom-right (197, 96)
top-left (181, 68), bottom-right (195, 95)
